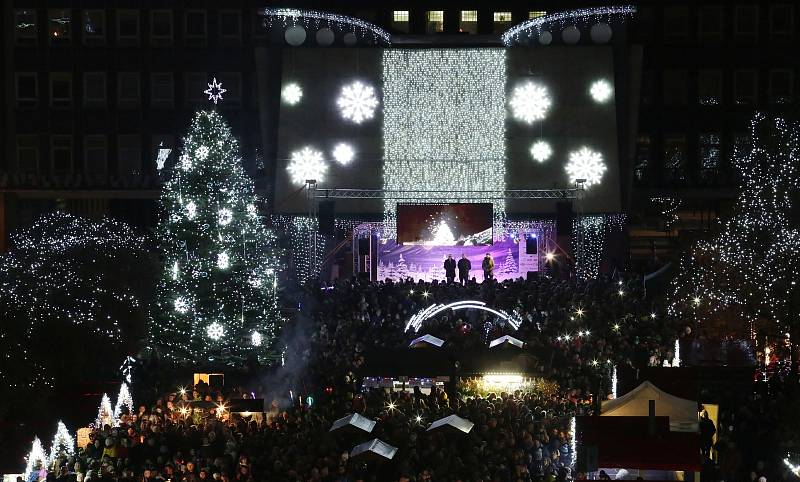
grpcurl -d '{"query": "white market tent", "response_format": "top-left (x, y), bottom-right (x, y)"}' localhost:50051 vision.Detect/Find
top-left (601, 381), bottom-right (698, 432)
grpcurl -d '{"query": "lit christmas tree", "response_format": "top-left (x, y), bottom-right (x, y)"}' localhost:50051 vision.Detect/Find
top-left (501, 248), bottom-right (518, 275)
top-left (395, 254), bottom-right (410, 280)
top-left (149, 110), bottom-right (282, 363)
top-left (23, 437), bottom-right (48, 480)
top-left (48, 421), bottom-right (75, 464)
top-left (95, 393), bottom-right (115, 428)
top-left (669, 114), bottom-right (800, 338)
top-left (113, 382), bottom-right (134, 420)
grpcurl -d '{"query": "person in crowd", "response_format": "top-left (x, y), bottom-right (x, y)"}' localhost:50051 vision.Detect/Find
top-left (443, 254), bottom-right (457, 284)
top-left (482, 252), bottom-right (494, 280)
top-left (457, 253), bottom-right (471, 284)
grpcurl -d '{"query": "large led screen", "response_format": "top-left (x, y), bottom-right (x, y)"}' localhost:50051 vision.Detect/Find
top-left (274, 46), bottom-right (621, 215)
top-left (397, 203), bottom-right (493, 246)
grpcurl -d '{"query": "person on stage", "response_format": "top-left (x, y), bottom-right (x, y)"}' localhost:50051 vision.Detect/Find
top-left (482, 252), bottom-right (494, 280)
top-left (457, 253), bottom-right (471, 284)
top-left (444, 254), bottom-right (457, 283)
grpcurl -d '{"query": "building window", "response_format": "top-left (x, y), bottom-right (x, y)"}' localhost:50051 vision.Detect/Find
top-left (118, 135), bottom-right (142, 176)
top-left (185, 10), bottom-right (207, 43)
top-left (493, 12), bottom-right (513, 33)
top-left (217, 73), bottom-right (242, 106)
top-left (118, 72), bottom-right (141, 107)
top-left (529, 11), bottom-right (547, 20)
top-left (84, 72), bottom-right (106, 107)
top-left (117, 10), bottom-right (140, 43)
top-left (83, 10), bottom-right (106, 44)
top-left (770, 4), bottom-right (794, 36)
top-left (50, 73), bottom-right (73, 107)
top-left (734, 5), bottom-right (759, 39)
top-left (17, 136), bottom-right (39, 174)
top-left (151, 73), bottom-right (174, 107)
top-left (663, 135), bottom-right (687, 181)
top-left (460, 11), bottom-right (478, 34)
top-left (15, 10), bottom-right (38, 44)
top-left (426, 11), bottom-right (444, 34)
top-left (699, 133), bottom-right (721, 172)
top-left (698, 70), bottom-right (722, 105)
top-left (185, 73), bottom-right (208, 105)
top-left (151, 10), bottom-right (173, 45)
top-left (662, 70), bottom-right (688, 106)
top-left (51, 136), bottom-right (73, 175)
top-left (85, 135), bottom-right (108, 175)
top-left (219, 10), bottom-right (241, 40)
top-left (48, 9), bottom-right (71, 43)
top-left (698, 6), bottom-right (723, 41)
top-left (16, 73), bottom-right (38, 107)
top-left (391, 10), bottom-right (410, 33)
top-left (663, 6), bottom-right (689, 41)
top-left (734, 70), bottom-right (758, 104)
top-left (769, 69), bottom-right (794, 104)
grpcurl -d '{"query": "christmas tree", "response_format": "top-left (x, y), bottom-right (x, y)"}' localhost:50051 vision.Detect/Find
top-left (395, 254), bottom-right (410, 280)
top-left (501, 248), bottom-right (518, 275)
top-left (48, 421), bottom-right (75, 463)
top-left (148, 110), bottom-right (282, 363)
top-left (669, 114), bottom-right (800, 337)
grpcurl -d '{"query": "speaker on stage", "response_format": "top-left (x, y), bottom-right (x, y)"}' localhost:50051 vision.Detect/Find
top-left (526, 271), bottom-right (539, 281)
top-left (318, 201), bottom-right (335, 235)
top-left (358, 237), bottom-right (370, 254)
top-left (525, 234), bottom-right (538, 255)
top-left (556, 202), bottom-right (574, 236)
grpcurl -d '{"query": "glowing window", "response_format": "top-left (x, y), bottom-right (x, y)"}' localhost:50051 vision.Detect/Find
top-left (494, 12), bottom-right (512, 22)
top-left (529, 11), bottom-right (547, 20)
top-left (393, 10), bottom-right (409, 22)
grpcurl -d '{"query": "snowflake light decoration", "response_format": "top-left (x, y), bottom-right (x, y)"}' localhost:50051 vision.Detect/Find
top-left (589, 79), bottom-right (613, 103)
top-left (246, 204), bottom-right (258, 219)
top-left (251, 331), bottom-right (263, 347)
top-left (196, 145), bottom-right (210, 161)
top-left (204, 77), bottom-right (226, 105)
top-left (287, 147), bottom-right (328, 185)
top-left (174, 297), bottom-right (189, 313)
top-left (530, 140), bottom-right (553, 163)
top-left (282, 83), bottom-right (303, 105)
top-left (509, 81), bottom-right (552, 123)
top-left (565, 147), bottom-right (606, 187)
top-left (206, 322), bottom-right (224, 340)
top-left (217, 208), bottom-right (233, 226)
top-left (332, 143), bottom-right (355, 165)
top-left (180, 153), bottom-right (192, 171)
top-left (217, 252), bottom-right (230, 269)
top-left (185, 201), bottom-right (198, 220)
top-left (337, 81), bottom-right (379, 124)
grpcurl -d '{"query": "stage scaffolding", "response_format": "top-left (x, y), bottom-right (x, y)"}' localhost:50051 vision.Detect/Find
top-left (304, 181), bottom-right (587, 279)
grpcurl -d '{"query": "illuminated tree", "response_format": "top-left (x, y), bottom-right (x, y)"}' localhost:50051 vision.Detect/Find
top-left (0, 212), bottom-right (152, 391)
top-left (669, 114), bottom-right (800, 339)
top-left (149, 110), bottom-right (282, 364)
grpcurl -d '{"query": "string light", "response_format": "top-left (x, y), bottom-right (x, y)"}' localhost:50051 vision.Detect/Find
top-left (501, 6), bottom-right (637, 46)
top-left (262, 8), bottom-right (391, 45)
top-left (382, 49), bottom-right (507, 228)
top-left (337, 81), bottom-right (379, 124)
top-left (509, 81), bottom-right (552, 123)
top-left (673, 339), bottom-right (681, 367)
top-left (287, 147), bottom-right (328, 185)
top-left (252, 331), bottom-right (263, 347)
top-left (611, 366), bottom-right (618, 399)
top-left (281, 83), bottom-right (303, 105)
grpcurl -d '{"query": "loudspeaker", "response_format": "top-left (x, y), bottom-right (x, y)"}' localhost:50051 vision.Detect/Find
top-left (525, 234), bottom-right (538, 254)
top-left (358, 237), bottom-right (370, 254)
top-left (556, 202), bottom-right (574, 236)
top-left (526, 271), bottom-right (539, 281)
top-left (318, 201), bottom-right (335, 235)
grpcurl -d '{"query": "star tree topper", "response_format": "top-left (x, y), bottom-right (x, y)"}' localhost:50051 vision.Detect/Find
top-left (204, 77), bottom-right (227, 105)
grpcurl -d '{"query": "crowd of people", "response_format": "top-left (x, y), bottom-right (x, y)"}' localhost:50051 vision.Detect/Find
top-left (31, 274), bottom-right (780, 481)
